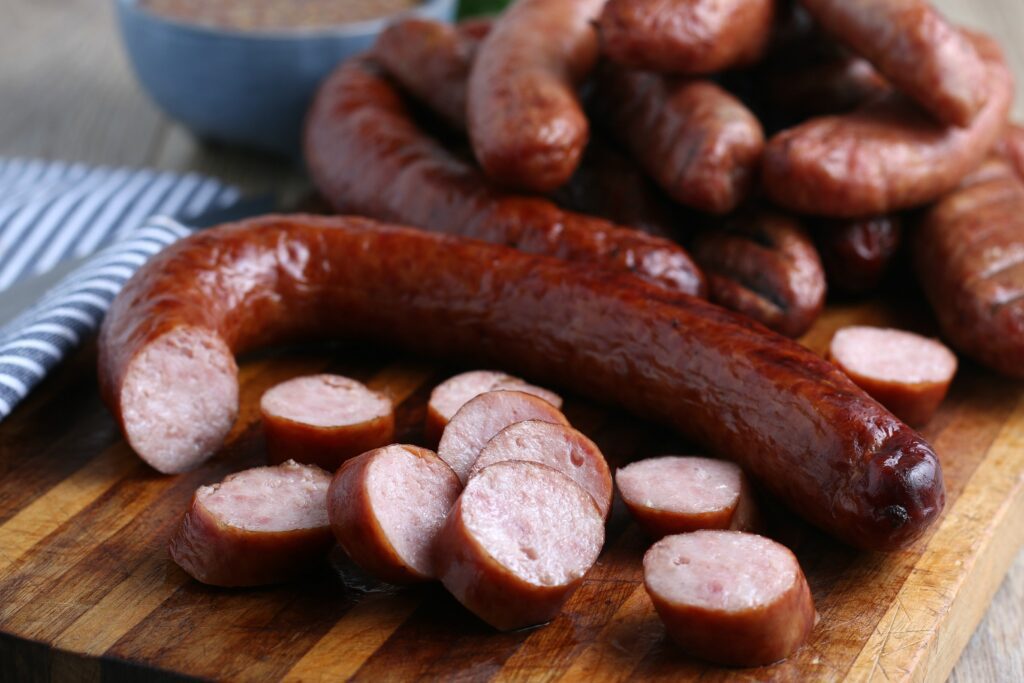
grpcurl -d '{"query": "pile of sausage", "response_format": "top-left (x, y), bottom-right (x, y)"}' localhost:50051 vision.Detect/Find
top-left (170, 369), bottom-right (814, 665)
top-left (305, 0), bottom-right (1024, 374)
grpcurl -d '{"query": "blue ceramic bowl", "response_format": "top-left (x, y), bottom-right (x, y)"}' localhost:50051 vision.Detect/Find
top-left (115, 0), bottom-right (458, 158)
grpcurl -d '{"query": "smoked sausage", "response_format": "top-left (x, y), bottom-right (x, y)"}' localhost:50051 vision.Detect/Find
top-left (98, 215), bottom-right (944, 550)
top-left (761, 31), bottom-right (1013, 217)
top-left (814, 216), bottom-right (902, 295)
top-left (305, 57), bottom-right (706, 298)
top-left (466, 0), bottom-right (604, 192)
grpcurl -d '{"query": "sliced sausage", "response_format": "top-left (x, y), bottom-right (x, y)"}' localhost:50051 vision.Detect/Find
top-left (168, 460), bottom-right (333, 587)
top-left (598, 0), bottom-right (776, 75)
top-left (434, 460), bottom-right (605, 630)
top-left (798, 0), bottom-right (988, 127)
top-left (99, 215), bottom-right (944, 550)
top-left (305, 57), bottom-right (706, 298)
top-left (592, 64), bottom-right (765, 215)
top-left (814, 215), bottom-right (902, 295)
top-left (471, 420), bottom-right (613, 519)
top-left (644, 530), bottom-right (815, 667)
top-left (913, 163), bottom-right (1024, 379)
top-left (690, 210), bottom-right (826, 337)
top-left (260, 374), bottom-right (395, 470)
top-left (828, 326), bottom-right (957, 427)
top-left (616, 456), bottom-right (758, 538)
top-left (437, 390), bottom-right (569, 484)
top-left (372, 17), bottom-right (489, 129)
top-left (426, 370), bottom-right (561, 446)
top-left (761, 31), bottom-right (1013, 217)
top-left (466, 0), bottom-right (604, 192)
top-left (327, 444), bottom-right (461, 583)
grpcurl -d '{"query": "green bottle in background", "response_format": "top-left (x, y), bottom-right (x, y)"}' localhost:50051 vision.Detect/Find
top-left (458, 0), bottom-right (512, 19)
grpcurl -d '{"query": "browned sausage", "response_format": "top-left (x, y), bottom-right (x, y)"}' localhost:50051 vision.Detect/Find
top-left (994, 123), bottom-right (1024, 181)
top-left (690, 211), bottom-right (826, 338)
top-left (761, 32), bottom-right (1013, 217)
top-left (261, 374), bottom-right (394, 470)
top-left (434, 460), bottom-right (605, 630)
top-left (798, 0), bottom-right (989, 127)
top-left (327, 445), bottom-right (461, 583)
top-left (466, 0), bottom-right (604, 192)
top-left (305, 57), bottom-right (706, 298)
top-left (372, 18), bottom-right (489, 129)
top-left (168, 461), bottom-right (334, 587)
top-left (598, 0), bottom-right (776, 75)
top-left (616, 456), bottom-right (759, 538)
top-left (913, 160), bottom-right (1024, 379)
top-left (644, 531), bottom-right (815, 666)
top-left (814, 215), bottom-right (902, 295)
top-left (98, 215), bottom-right (944, 550)
top-left (437, 390), bottom-right (569, 483)
top-left (828, 326), bottom-right (957, 427)
top-left (471, 420), bottom-right (613, 519)
top-left (592, 63), bottom-right (765, 215)
top-left (426, 370), bottom-right (561, 447)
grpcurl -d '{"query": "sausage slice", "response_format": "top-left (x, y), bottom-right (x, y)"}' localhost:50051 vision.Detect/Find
top-left (644, 531), bottom-right (815, 667)
top-left (616, 456), bottom-right (758, 538)
top-left (327, 445), bottom-right (461, 584)
top-left (434, 460), bottom-right (605, 631)
top-left (260, 374), bottom-right (395, 471)
top-left (828, 326), bottom-right (957, 427)
top-left (437, 390), bottom-right (569, 483)
top-left (168, 460), bottom-right (333, 587)
top-left (471, 420), bottom-right (613, 519)
top-left (426, 370), bottom-right (562, 446)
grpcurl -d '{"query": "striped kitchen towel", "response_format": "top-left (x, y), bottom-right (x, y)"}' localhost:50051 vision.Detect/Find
top-left (0, 157), bottom-right (241, 421)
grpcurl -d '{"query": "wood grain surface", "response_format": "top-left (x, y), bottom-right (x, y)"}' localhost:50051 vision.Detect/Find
top-left (0, 0), bottom-right (1022, 680)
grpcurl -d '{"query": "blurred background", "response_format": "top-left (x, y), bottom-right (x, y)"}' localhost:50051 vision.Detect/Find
top-left (0, 0), bottom-right (1021, 680)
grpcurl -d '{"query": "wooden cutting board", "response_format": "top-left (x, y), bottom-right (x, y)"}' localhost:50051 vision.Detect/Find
top-left (0, 296), bottom-right (1021, 683)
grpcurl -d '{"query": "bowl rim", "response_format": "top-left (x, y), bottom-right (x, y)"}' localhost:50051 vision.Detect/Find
top-left (115, 0), bottom-right (456, 40)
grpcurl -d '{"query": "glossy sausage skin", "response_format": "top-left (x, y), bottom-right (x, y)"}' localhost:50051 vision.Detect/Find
top-left (913, 161), bottom-right (1024, 379)
top-left (799, 0), bottom-right (988, 127)
top-left (593, 64), bottom-right (764, 215)
top-left (691, 211), bottom-right (826, 338)
top-left (762, 32), bottom-right (1013, 217)
top-left (598, 0), bottom-right (776, 74)
top-left (466, 0), bottom-right (604, 192)
top-left (814, 216), bottom-right (902, 295)
top-left (305, 58), bottom-right (705, 298)
top-left (372, 18), bottom-right (489, 129)
top-left (98, 215), bottom-right (943, 550)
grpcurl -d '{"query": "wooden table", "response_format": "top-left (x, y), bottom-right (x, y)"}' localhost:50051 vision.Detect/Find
top-left (0, 0), bottom-right (1021, 680)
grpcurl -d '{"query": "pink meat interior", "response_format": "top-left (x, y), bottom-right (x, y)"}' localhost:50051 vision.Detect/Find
top-left (830, 326), bottom-right (957, 384)
top-left (121, 327), bottom-right (238, 473)
top-left (366, 445), bottom-right (462, 575)
top-left (644, 531), bottom-right (798, 612)
top-left (430, 370), bottom-right (562, 423)
top-left (198, 460), bottom-right (331, 533)
top-left (261, 374), bottom-right (391, 428)
top-left (461, 461), bottom-right (604, 587)
top-left (616, 456), bottom-right (741, 515)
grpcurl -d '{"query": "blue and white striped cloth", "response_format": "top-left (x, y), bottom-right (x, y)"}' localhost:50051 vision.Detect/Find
top-left (0, 158), bottom-right (240, 421)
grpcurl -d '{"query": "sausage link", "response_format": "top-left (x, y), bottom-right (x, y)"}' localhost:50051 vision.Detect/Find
top-left (99, 215), bottom-right (943, 550)
top-left (761, 32), bottom-right (1013, 217)
top-left (466, 0), bottom-right (604, 192)
top-left (598, 0), bottom-right (776, 75)
top-left (690, 211), bottom-right (826, 338)
top-left (304, 57), bottom-right (705, 298)
top-left (913, 160), bottom-right (1024, 379)
top-left (592, 64), bottom-right (764, 215)
top-left (798, 0), bottom-right (989, 127)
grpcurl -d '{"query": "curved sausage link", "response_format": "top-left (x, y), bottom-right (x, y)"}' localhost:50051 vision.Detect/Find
top-left (99, 215), bottom-right (943, 551)
top-left (304, 57), bottom-right (706, 298)
top-left (466, 0), bottom-right (604, 192)
top-left (690, 211), bottom-right (827, 338)
top-left (761, 32), bottom-right (1012, 217)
